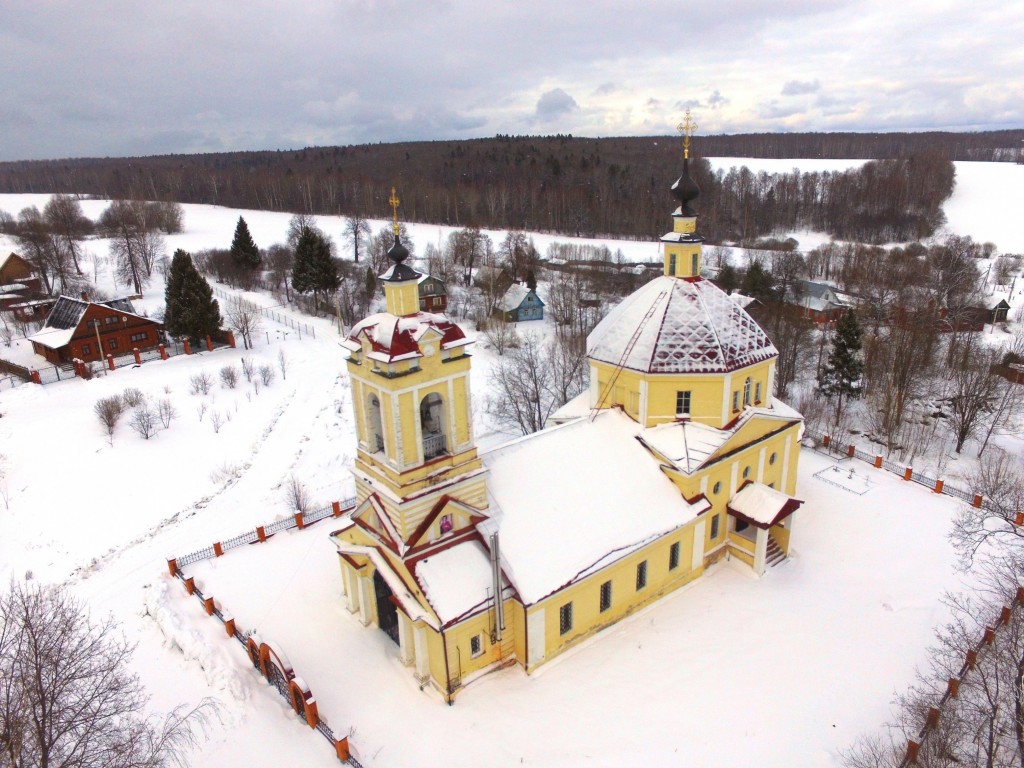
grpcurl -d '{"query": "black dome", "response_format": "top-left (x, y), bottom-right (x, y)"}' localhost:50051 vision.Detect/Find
top-left (671, 158), bottom-right (700, 216)
top-left (387, 234), bottom-right (409, 264)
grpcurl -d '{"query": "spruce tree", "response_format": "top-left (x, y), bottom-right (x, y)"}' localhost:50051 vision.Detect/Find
top-left (817, 309), bottom-right (864, 421)
top-left (291, 227), bottom-right (340, 310)
top-left (164, 249), bottom-right (221, 342)
top-left (230, 216), bottom-right (261, 271)
top-left (741, 260), bottom-right (775, 303)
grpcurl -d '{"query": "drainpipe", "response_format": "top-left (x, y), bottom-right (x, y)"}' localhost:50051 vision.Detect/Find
top-left (441, 629), bottom-right (454, 706)
top-left (490, 532), bottom-right (504, 641)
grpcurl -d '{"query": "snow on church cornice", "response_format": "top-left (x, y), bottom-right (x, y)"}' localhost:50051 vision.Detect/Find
top-left (342, 310), bottom-right (471, 362)
top-left (587, 275), bottom-right (778, 375)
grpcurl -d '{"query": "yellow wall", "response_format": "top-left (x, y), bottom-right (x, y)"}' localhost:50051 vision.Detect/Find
top-left (592, 358), bottom-right (775, 430)
top-left (528, 521), bottom-right (701, 669)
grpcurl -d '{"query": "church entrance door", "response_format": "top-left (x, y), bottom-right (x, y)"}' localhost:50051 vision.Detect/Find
top-left (373, 570), bottom-right (400, 645)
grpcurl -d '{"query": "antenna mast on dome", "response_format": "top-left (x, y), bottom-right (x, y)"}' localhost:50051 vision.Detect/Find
top-left (677, 109), bottom-right (698, 160)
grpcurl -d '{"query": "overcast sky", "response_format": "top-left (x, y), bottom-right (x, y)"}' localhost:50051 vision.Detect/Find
top-left (2, 0), bottom-right (1022, 161)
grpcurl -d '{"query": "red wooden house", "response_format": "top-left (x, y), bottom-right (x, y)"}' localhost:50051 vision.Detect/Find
top-left (28, 295), bottom-right (163, 364)
top-left (0, 252), bottom-right (52, 321)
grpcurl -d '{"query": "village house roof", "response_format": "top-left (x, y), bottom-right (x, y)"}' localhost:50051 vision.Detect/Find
top-left (342, 311), bottom-right (470, 363)
top-left (28, 295), bottom-right (150, 350)
top-left (786, 280), bottom-right (854, 314)
top-left (588, 275), bottom-right (778, 374)
top-left (495, 283), bottom-right (543, 313)
top-left (479, 409), bottom-right (711, 605)
top-left (414, 539), bottom-right (508, 624)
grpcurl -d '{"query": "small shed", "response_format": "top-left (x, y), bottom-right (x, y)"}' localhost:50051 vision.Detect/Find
top-left (28, 296), bottom-right (164, 364)
top-left (992, 299), bottom-right (1011, 323)
top-left (494, 284), bottom-right (545, 323)
top-left (417, 274), bottom-right (448, 313)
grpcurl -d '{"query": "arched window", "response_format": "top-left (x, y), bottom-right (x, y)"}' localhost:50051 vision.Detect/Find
top-left (420, 393), bottom-right (447, 459)
top-left (743, 377), bottom-right (752, 406)
top-left (368, 395), bottom-right (384, 454)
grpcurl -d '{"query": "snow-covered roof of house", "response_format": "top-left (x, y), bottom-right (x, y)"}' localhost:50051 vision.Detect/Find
top-left (342, 311), bottom-right (470, 362)
top-left (787, 281), bottom-right (853, 313)
top-left (727, 481), bottom-right (803, 528)
top-left (28, 295), bottom-right (151, 350)
top-left (587, 275), bottom-right (778, 374)
top-left (480, 409), bottom-right (711, 605)
top-left (413, 539), bottom-right (505, 624)
top-left (495, 283), bottom-right (542, 312)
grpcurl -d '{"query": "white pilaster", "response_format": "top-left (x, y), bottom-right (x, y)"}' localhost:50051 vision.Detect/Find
top-left (398, 613), bottom-right (414, 666)
top-left (757, 447), bottom-right (767, 483)
top-left (691, 519), bottom-right (706, 571)
top-left (782, 434), bottom-right (793, 492)
top-left (753, 527), bottom-right (768, 576)
top-left (414, 625), bottom-right (430, 680)
top-left (527, 608), bottom-right (546, 667)
top-left (358, 576), bottom-right (374, 626)
top-left (639, 379), bottom-right (649, 425)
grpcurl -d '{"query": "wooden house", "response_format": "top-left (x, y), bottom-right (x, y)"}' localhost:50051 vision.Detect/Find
top-left (493, 283), bottom-right (545, 322)
top-left (783, 280), bottom-right (853, 324)
top-left (0, 252), bottom-right (50, 320)
top-left (417, 274), bottom-right (448, 313)
top-left (28, 296), bottom-right (163, 364)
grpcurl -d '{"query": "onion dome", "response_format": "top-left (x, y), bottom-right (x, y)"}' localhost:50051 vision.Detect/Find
top-left (380, 234), bottom-right (420, 282)
top-left (587, 275), bottom-right (777, 374)
top-left (671, 158), bottom-right (700, 217)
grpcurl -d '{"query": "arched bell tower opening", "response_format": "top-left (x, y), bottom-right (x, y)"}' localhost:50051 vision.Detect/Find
top-left (368, 394), bottom-right (384, 453)
top-left (420, 393), bottom-right (447, 460)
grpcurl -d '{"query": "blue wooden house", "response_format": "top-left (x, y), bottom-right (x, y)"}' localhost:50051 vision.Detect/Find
top-left (494, 283), bottom-right (545, 322)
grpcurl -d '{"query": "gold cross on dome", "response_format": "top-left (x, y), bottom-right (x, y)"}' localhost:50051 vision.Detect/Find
top-left (388, 186), bottom-right (400, 235)
top-left (677, 109), bottom-right (698, 160)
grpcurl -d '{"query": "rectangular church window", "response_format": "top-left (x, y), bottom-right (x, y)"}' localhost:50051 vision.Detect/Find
top-left (559, 602), bottom-right (573, 635)
top-left (676, 390), bottom-right (691, 416)
top-left (636, 561), bottom-right (648, 591)
top-left (669, 542), bottom-right (680, 571)
top-left (600, 580), bottom-right (612, 612)
top-left (470, 634), bottom-right (483, 657)
top-left (711, 514), bottom-right (720, 539)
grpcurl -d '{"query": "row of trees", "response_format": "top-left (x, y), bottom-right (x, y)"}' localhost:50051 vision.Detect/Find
top-left (0, 131), bottom-right (977, 243)
top-left (1, 196), bottom-right (183, 296)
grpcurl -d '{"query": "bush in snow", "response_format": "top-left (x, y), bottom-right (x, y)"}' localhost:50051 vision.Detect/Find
top-left (210, 411), bottom-right (225, 434)
top-left (258, 364), bottom-right (275, 386)
top-left (130, 404), bottom-right (158, 439)
top-left (240, 357), bottom-right (255, 382)
top-left (93, 396), bottom-right (124, 444)
top-left (156, 398), bottom-right (178, 429)
top-left (120, 387), bottom-right (146, 408)
top-left (188, 372), bottom-right (213, 396)
top-left (219, 365), bottom-right (238, 389)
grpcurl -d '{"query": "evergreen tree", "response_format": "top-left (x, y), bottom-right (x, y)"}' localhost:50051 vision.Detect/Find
top-left (817, 309), bottom-right (864, 421)
top-left (741, 260), bottom-right (775, 303)
top-left (716, 263), bottom-right (739, 294)
top-left (164, 249), bottom-right (221, 342)
top-left (229, 216), bottom-right (261, 271)
top-left (291, 227), bottom-right (340, 310)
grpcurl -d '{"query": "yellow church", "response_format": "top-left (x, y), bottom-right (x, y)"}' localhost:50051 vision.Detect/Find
top-left (331, 139), bottom-right (805, 702)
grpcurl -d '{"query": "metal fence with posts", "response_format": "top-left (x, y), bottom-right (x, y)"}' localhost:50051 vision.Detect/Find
top-left (167, 496), bottom-right (362, 765)
top-left (211, 287), bottom-right (317, 339)
top-left (803, 426), bottom-right (987, 511)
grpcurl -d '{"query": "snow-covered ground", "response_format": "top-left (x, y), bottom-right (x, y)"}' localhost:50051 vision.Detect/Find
top-left (0, 159), bottom-right (1020, 767)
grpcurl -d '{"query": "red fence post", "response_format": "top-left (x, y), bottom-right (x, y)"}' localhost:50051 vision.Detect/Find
top-left (183, 339), bottom-right (192, 355)
top-left (167, 558), bottom-right (178, 577)
top-left (184, 577), bottom-right (195, 595)
top-left (934, 479), bottom-right (944, 494)
top-left (847, 444), bottom-right (855, 458)
top-left (29, 370), bottom-right (41, 384)
top-left (967, 649), bottom-right (977, 668)
top-left (332, 501), bottom-right (341, 516)
top-left (335, 738), bottom-right (350, 761)
top-left (1015, 512), bottom-right (1024, 526)
top-left (948, 677), bottom-right (959, 697)
top-left (202, 596), bottom-right (215, 615)
top-left (106, 354), bottom-right (115, 371)
top-left (874, 455), bottom-right (883, 469)
top-left (224, 616), bottom-right (236, 637)
top-left (213, 542), bottom-right (223, 557)
top-left (133, 348), bottom-right (141, 364)
top-left (926, 707), bottom-right (940, 728)
top-left (294, 512), bottom-right (305, 529)
top-left (905, 741), bottom-right (920, 764)
top-left (257, 526), bottom-right (267, 542)
top-left (205, 335), bottom-right (214, 352)
top-left (904, 466), bottom-right (913, 481)
top-left (822, 434), bottom-right (831, 448)
top-left (973, 494), bottom-right (984, 508)
top-left (226, 330), bottom-right (236, 348)
top-left (159, 343), bottom-right (168, 360)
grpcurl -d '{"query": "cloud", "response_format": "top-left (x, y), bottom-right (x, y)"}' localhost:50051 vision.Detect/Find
top-left (707, 90), bottom-right (729, 109)
top-left (594, 82), bottom-right (618, 95)
top-left (782, 80), bottom-right (821, 96)
top-left (535, 88), bottom-right (579, 121)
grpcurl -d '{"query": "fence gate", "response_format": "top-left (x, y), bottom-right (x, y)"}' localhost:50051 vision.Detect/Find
top-left (267, 661), bottom-right (290, 699)
top-left (373, 570), bottom-right (400, 645)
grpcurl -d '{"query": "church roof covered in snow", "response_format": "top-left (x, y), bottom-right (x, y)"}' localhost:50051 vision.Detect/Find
top-left (342, 311), bottom-right (470, 363)
top-left (413, 539), bottom-right (507, 625)
top-left (587, 275), bottom-right (777, 374)
top-left (727, 481), bottom-right (803, 528)
top-left (479, 409), bottom-right (711, 605)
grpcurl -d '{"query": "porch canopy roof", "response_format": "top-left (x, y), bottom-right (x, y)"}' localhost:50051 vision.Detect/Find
top-left (727, 481), bottom-right (803, 529)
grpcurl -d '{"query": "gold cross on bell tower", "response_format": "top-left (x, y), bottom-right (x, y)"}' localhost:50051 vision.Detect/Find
top-left (677, 109), bottom-right (698, 160)
top-left (388, 186), bottom-right (401, 235)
